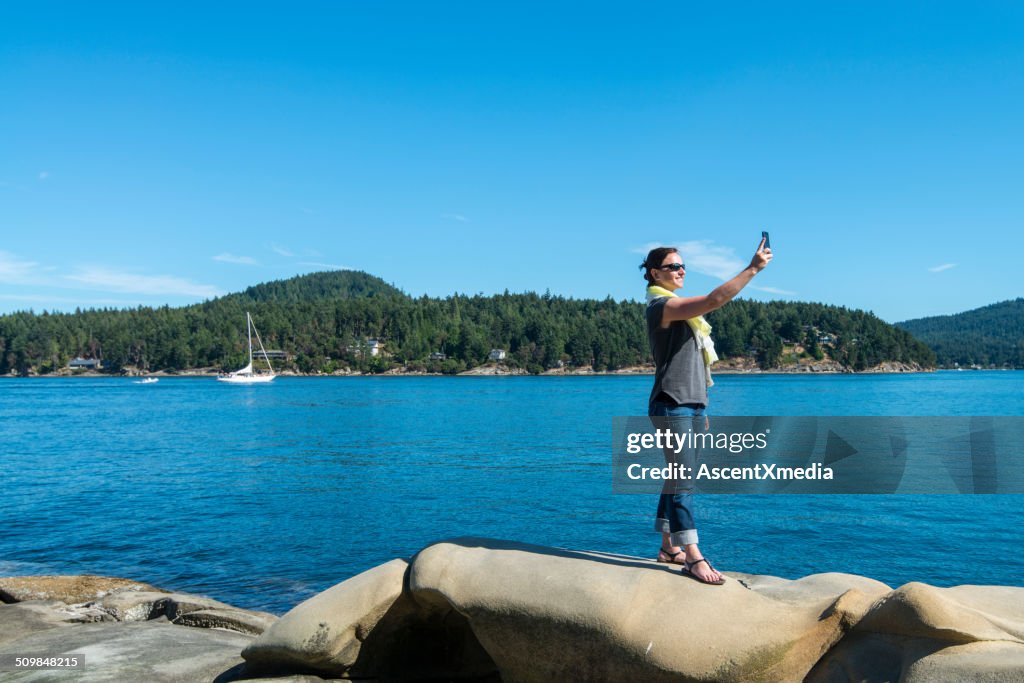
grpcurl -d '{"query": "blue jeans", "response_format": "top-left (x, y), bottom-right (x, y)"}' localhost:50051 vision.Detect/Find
top-left (649, 401), bottom-right (706, 547)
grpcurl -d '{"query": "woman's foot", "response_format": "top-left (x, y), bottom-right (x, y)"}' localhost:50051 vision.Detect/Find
top-left (682, 546), bottom-right (725, 585)
top-left (656, 546), bottom-right (687, 565)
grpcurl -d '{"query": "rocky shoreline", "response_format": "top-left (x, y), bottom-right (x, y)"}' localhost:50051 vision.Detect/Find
top-left (2, 539), bottom-right (1022, 682)
top-left (8, 360), bottom-right (932, 379)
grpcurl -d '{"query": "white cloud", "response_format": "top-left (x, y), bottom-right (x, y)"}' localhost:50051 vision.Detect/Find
top-left (65, 267), bottom-right (222, 298)
top-left (928, 263), bottom-right (957, 273)
top-left (679, 241), bottom-right (748, 280)
top-left (0, 252), bottom-right (224, 308)
top-left (752, 285), bottom-right (798, 296)
top-left (299, 261), bottom-right (351, 271)
top-left (300, 207), bottom-right (316, 215)
top-left (441, 213), bottom-right (469, 223)
top-left (38, 171), bottom-right (49, 181)
top-left (0, 251), bottom-right (44, 285)
top-left (213, 253), bottom-right (259, 265)
top-left (271, 244), bottom-right (295, 257)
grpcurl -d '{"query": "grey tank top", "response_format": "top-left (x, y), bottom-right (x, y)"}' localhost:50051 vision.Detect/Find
top-left (646, 297), bottom-right (708, 409)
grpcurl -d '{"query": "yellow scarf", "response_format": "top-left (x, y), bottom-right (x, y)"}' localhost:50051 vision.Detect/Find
top-left (646, 285), bottom-right (718, 387)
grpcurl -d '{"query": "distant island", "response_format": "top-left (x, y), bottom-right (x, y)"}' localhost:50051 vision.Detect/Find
top-left (897, 298), bottom-right (1024, 369)
top-left (0, 271), bottom-right (937, 376)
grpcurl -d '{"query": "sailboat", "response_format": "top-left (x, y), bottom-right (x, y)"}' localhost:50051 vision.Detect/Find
top-left (217, 312), bottom-right (276, 384)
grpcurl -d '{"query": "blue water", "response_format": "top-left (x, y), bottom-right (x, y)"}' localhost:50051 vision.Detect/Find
top-left (2, 372), bottom-right (1022, 613)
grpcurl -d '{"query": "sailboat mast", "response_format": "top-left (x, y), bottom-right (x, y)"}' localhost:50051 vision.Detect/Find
top-left (247, 312), bottom-right (253, 364)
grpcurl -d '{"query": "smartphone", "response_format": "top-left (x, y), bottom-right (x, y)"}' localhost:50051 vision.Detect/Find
top-left (761, 231), bottom-right (771, 250)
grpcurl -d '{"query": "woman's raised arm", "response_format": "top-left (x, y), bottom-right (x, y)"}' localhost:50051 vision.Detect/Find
top-left (660, 240), bottom-right (772, 326)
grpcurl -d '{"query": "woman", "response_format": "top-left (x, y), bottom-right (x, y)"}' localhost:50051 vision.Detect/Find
top-left (642, 239), bottom-right (771, 584)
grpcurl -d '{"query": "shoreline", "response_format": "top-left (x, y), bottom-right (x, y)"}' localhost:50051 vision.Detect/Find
top-left (3, 370), bottom-right (981, 379)
top-left (2, 369), bottom-right (942, 378)
top-left (0, 362), bottom-right (970, 379)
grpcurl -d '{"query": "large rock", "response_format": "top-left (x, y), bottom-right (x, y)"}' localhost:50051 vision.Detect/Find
top-left (246, 539), bottom-right (1024, 682)
top-left (242, 559), bottom-right (408, 676)
top-left (0, 620), bottom-right (252, 682)
top-left (242, 558), bottom-right (496, 679)
top-left (855, 582), bottom-right (1023, 644)
top-left (808, 582), bottom-right (1024, 681)
top-left (406, 539), bottom-right (870, 682)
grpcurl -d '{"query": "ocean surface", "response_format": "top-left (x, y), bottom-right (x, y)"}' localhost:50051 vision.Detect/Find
top-left (2, 372), bottom-right (1022, 614)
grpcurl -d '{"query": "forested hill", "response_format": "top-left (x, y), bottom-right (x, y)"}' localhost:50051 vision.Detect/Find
top-left (0, 271), bottom-right (935, 375)
top-left (897, 299), bottom-right (1024, 368)
top-left (230, 270), bottom-right (404, 303)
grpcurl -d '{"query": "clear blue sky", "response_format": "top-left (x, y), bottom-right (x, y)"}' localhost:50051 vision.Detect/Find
top-left (2, 2), bottom-right (1022, 322)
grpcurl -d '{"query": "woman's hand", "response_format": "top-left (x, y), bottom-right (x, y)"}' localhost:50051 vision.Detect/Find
top-left (749, 238), bottom-right (773, 272)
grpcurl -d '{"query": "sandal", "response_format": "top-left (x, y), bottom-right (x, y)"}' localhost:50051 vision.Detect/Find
top-left (682, 557), bottom-right (726, 585)
top-left (656, 547), bottom-right (687, 566)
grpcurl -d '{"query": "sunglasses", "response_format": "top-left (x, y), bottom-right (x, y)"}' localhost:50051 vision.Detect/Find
top-left (657, 263), bottom-right (686, 272)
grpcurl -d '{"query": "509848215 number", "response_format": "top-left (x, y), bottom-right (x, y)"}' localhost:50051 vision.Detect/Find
top-left (0, 655), bottom-right (84, 670)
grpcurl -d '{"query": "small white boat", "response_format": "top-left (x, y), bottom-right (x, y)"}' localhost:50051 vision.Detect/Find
top-left (217, 312), bottom-right (276, 384)
top-left (135, 377), bottom-right (159, 384)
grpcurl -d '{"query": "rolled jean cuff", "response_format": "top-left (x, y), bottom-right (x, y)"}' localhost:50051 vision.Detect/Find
top-left (654, 519), bottom-right (699, 546)
top-left (671, 529), bottom-right (699, 546)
